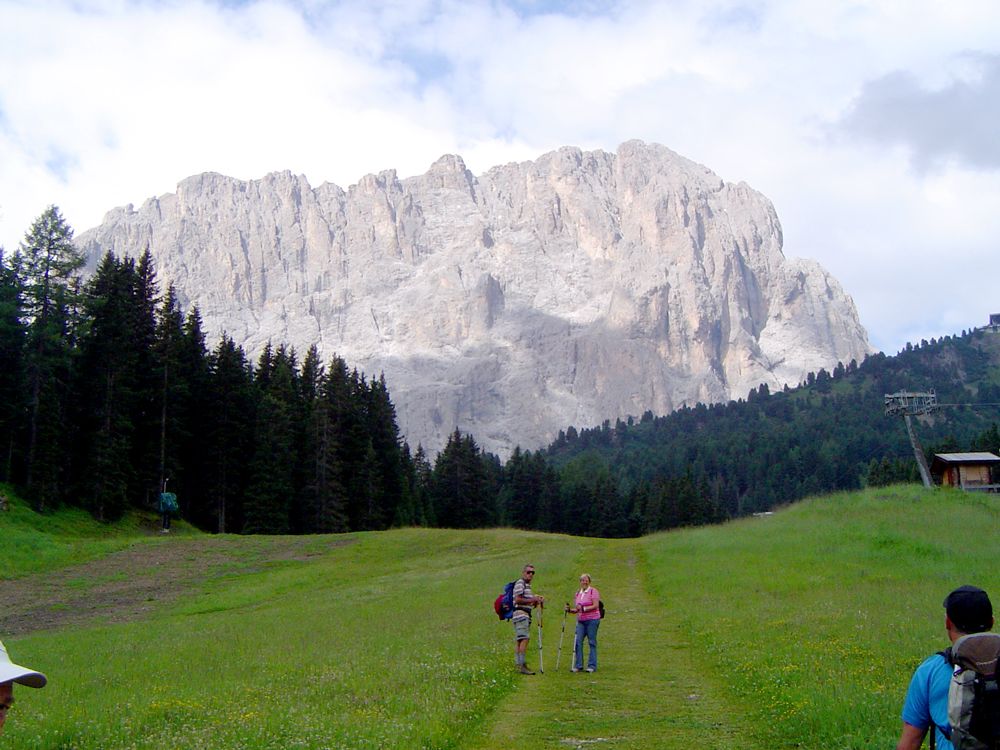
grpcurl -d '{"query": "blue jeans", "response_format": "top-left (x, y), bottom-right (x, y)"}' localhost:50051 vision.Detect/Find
top-left (574, 619), bottom-right (599, 670)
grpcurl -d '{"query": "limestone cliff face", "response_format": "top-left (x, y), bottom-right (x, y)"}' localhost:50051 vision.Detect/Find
top-left (76, 140), bottom-right (871, 456)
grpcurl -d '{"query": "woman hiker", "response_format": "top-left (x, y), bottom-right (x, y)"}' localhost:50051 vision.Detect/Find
top-left (567, 573), bottom-right (601, 673)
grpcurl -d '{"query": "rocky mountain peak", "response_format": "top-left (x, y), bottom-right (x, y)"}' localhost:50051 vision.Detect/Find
top-left (75, 140), bottom-right (871, 457)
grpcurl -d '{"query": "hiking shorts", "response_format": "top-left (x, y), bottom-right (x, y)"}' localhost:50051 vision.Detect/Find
top-left (513, 617), bottom-right (531, 641)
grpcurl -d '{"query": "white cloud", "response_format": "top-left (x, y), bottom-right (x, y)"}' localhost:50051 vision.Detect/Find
top-left (2, 0), bottom-right (1000, 354)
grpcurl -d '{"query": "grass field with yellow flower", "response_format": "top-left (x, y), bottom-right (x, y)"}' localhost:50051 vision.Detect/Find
top-left (1, 483), bottom-right (997, 748)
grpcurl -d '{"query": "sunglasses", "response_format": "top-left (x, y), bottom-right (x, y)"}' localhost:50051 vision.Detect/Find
top-left (525, 570), bottom-right (535, 575)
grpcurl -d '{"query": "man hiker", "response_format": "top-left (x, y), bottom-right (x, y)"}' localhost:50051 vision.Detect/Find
top-left (512, 564), bottom-right (544, 674)
top-left (896, 585), bottom-right (995, 750)
top-left (0, 639), bottom-right (47, 736)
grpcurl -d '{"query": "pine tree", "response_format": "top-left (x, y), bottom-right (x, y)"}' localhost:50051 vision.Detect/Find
top-left (411, 445), bottom-right (434, 525)
top-left (557, 480), bottom-right (591, 536)
top-left (350, 371), bottom-right (383, 530)
top-left (244, 349), bottom-right (298, 533)
top-left (396, 443), bottom-right (420, 526)
top-left (502, 447), bottom-right (540, 529)
top-left (0, 251), bottom-right (27, 482)
top-left (325, 361), bottom-right (374, 530)
top-left (307, 378), bottom-right (349, 533)
top-left (431, 430), bottom-right (497, 528)
top-left (129, 249), bottom-right (162, 508)
top-left (174, 308), bottom-right (212, 525)
top-left (74, 254), bottom-right (147, 520)
top-left (367, 373), bottom-right (404, 528)
top-left (204, 336), bottom-right (254, 533)
top-left (153, 286), bottom-right (188, 513)
top-left (972, 423), bottom-right (1000, 454)
top-left (300, 347), bottom-right (348, 533)
top-left (534, 455), bottom-right (560, 532)
top-left (17, 206), bottom-right (84, 509)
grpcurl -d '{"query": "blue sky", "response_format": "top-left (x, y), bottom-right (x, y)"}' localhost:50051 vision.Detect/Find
top-left (1, 0), bottom-right (999, 353)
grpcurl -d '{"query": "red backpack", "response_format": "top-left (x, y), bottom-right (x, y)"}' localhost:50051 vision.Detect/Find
top-left (493, 581), bottom-right (516, 620)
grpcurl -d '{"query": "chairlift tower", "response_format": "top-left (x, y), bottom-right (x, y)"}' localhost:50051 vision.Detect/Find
top-left (884, 390), bottom-right (938, 488)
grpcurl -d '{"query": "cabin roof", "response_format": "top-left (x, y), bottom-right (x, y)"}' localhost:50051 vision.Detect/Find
top-left (931, 452), bottom-right (1000, 466)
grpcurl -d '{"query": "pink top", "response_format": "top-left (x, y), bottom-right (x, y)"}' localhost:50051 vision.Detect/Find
top-left (575, 586), bottom-right (601, 622)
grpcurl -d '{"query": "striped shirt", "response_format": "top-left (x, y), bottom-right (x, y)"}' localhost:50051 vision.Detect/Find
top-left (512, 577), bottom-right (532, 621)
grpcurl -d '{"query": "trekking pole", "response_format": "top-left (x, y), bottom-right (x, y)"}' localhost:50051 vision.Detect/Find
top-left (556, 605), bottom-right (568, 670)
top-left (537, 603), bottom-right (544, 674)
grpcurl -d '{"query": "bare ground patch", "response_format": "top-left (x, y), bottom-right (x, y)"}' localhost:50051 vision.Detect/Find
top-left (0, 534), bottom-right (353, 636)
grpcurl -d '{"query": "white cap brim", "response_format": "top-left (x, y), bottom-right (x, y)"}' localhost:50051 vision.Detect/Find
top-left (0, 641), bottom-right (47, 688)
top-left (1, 667), bottom-right (47, 688)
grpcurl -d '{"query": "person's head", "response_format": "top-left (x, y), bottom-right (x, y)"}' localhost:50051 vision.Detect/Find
top-left (944, 585), bottom-right (994, 637)
top-left (579, 573), bottom-right (591, 588)
top-left (0, 640), bottom-right (46, 735)
top-left (0, 682), bottom-right (12, 733)
top-left (522, 564), bottom-right (536, 580)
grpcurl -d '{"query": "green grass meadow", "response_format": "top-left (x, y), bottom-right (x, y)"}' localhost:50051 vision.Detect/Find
top-left (0, 482), bottom-right (198, 580)
top-left (2, 484), bottom-right (998, 748)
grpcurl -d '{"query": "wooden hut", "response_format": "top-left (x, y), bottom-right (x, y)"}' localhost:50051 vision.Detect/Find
top-left (930, 452), bottom-right (1000, 491)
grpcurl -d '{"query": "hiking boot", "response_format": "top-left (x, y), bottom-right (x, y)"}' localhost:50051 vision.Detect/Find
top-left (517, 665), bottom-right (535, 675)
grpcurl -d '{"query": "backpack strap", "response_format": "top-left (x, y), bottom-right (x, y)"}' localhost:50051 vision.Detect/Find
top-left (927, 649), bottom-right (955, 749)
top-left (513, 578), bottom-right (532, 614)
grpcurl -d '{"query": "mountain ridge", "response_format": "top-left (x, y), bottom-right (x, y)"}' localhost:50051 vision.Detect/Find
top-left (76, 140), bottom-right (871, 456)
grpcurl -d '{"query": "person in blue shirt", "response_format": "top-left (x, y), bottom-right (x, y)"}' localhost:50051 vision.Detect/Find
top-left (896, 585), bottom-right (994, 750)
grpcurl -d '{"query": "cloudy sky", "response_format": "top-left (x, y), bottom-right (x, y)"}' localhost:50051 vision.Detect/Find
top-left (1, 0), bottom-right (998, 354)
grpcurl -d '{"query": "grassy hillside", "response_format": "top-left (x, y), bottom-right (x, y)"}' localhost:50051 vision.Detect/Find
top-left (1, 484), bottom-right (997, 749)
top-left (641, 485), bottom-right (1000, 747)
top-left (0, 483), bottom-right (197, 580)
top-left (546, 328), bottom-right (1000, 513)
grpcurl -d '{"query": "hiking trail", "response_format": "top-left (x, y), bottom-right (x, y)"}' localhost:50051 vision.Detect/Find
top-left (465, 538), bottom-right (762, 749)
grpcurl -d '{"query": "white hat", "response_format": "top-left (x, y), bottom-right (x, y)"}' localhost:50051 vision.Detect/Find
top-left (0, 640), bottom-right (46, 688)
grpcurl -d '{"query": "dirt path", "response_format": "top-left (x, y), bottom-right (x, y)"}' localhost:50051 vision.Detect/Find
top-left (0, 535), bottom-right (352, 636)
top-left (464, 539), bottom-right (761, 750)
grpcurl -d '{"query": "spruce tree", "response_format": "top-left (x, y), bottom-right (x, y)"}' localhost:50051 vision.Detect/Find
top-left (205, 336), bottom-right (254, 533)
top-left (350, 371), bottom-right (382, 530)
top-left (17, 206), bottom-right (84, 509)
top-left (174, 308), bottom-right (212, 525)
top-left (367, 373), bottom-right (404, 528)
top-left (325, 362), bottom-right (374, 530)
top-left (396, 442), bottom-right (419, 527)
top-left (74, 254), bottom-right (146, 520)
top-left (411, 445), bottom-right (434, 525)
top-left (153, 286), bottom-right (188, 512)
top-left (129, 249), bottom-right (162, 507)
top-left (244, 349), bottom-right (297, 533)
top-left (431, 430), bottom-right (497, 528)
top-left (301, 354), bottom-right (349, 533)
top-left (0, 251), bottom-right (27, 482)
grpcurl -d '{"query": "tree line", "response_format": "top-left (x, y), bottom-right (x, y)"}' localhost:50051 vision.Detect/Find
top-left (3, 206), bottom-right (719, 537)
top-left (545, 330), bottom-right (1000, 514)
top-left (5, 206), bottom-right (997, 539)
top-left (0, 206), bottom-right (440, 533)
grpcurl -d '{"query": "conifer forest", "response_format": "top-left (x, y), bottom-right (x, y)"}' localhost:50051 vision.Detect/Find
top-left (2, 206), bottom-right (999, 537)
